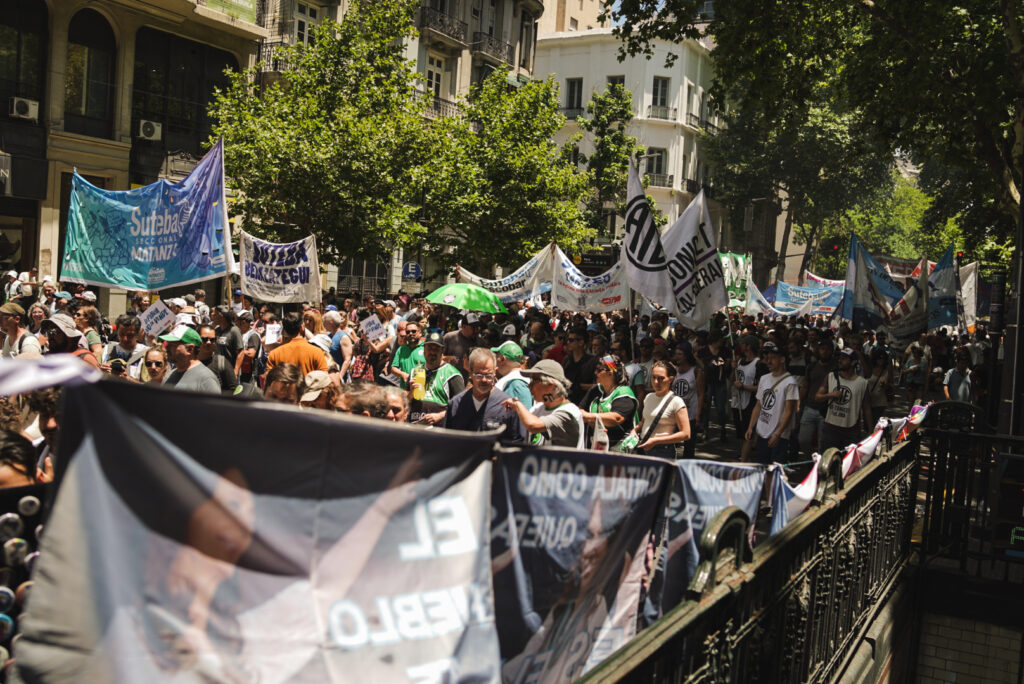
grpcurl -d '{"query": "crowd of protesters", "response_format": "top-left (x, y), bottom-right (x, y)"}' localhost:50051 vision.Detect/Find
top-left (0, 269), bottom-right (994, 494)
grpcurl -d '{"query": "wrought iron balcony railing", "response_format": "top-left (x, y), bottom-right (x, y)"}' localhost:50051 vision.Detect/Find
top-left (419, 6), bottom-right (467, 44)
top-left (560, 107), bottom-right (586, 120)
top-left (421, 95), bottom-right (462, 119)
top-left (686, 112), bottom-right (701, 128)
top-left (685, 178), bottom-right (700, 193)
top-left (471, 32), bottom-right (514, 64)
top-left (647, 173), bottom-right (673, 188)
top-left (258, 39), bottom-right (289, 72)
top-left (647, 105), bottom-right (677, 120)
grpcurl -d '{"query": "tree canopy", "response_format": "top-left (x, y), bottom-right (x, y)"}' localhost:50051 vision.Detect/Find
top-left (602, 0), bottom-right (1024, 255)
top-left (211, 1), bottom-right (591, 275)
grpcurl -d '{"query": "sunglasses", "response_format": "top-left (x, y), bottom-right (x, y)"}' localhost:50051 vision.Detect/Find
top-left (200, 336), bottom-right (217, 343)
top-left (145, 361), bottom-right (164, 368)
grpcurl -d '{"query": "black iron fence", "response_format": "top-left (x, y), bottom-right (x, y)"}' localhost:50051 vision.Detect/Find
top-left (419, 6), bottom-right (468, 44)
top-left (918, 401), bottom-right (1024, 582)
top-left (583, 432), bottom-right (920, 683)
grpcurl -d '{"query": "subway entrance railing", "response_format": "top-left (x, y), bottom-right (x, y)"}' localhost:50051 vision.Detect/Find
top-left (582, 432), bottom-right (920, 683)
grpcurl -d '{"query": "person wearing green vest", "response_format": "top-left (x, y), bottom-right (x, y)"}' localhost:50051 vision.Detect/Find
top-left (504, 359), bottom-right (586, 449)
top-left (421, 331), bottom-right (465, 405)
top-left (579, 354), bottom-right (639, 448)
top-left (493, 340), bottom-right (532, 408)
top-left (390, 319), bottom-right (425, 389)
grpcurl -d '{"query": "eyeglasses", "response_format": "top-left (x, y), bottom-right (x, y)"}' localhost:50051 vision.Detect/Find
top-left (471, 373), bottom-right (496, 382)
top-left (200, 336), bottom-right (217, 343)
top-left (145, 361), bottom-right (164, 368)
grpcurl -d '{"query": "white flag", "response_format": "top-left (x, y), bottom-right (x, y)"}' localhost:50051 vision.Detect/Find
top-left (659, 189), bottom-right (728, 326)
top-left (960, 261), bottom-right (978, 330)
top-left (621, 162), bottom-right (675, 308)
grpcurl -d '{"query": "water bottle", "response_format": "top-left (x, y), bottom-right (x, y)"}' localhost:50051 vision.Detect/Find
top-left (412, 365), bottom-right (426, 401)
top-left (593, 415), bottom-right (609, 451)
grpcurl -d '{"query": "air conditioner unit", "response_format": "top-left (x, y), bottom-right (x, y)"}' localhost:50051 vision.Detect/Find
top-left (8, 97), bottom-right (39, 122)
top-left (137, 119), bottom-right (162, 141)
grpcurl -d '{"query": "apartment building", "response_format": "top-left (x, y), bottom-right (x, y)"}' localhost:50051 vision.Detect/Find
top-left (0, 0), bottom-right (265, 312)
top-left (536, 0), bottom-right (606, 34)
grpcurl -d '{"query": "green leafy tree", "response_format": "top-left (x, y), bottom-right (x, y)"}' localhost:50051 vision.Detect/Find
top-left (601, 0), bottom-right (1024, 250)
top-left (418, 71), bottom-right (590, 274)
top-left (576, 85), bottom-right (646, 236)
top-left (209, 0), bottom-right (429, 262)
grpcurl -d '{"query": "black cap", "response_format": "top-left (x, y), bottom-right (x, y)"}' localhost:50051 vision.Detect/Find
top-left (424, 331), bottom-right (443, 347)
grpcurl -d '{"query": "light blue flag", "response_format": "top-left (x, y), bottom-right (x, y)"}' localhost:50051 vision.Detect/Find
top-left (61, 139), bottom-right (231, 290)
top-left (928, 245), bottom-right (958, 329)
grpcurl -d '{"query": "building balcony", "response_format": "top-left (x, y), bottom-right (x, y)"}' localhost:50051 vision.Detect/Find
top-left (560, 107), bottom-right (586, 120)
top-left (258, 38), bottom-right (289, 72)
top-left (701, 119), bottom-right (721, 135)
top-left (647, 105), bottom-right (677, 121)
top-left (419, 6), bottom-right (468, 46)
top-left (685, 178), bottom-right (699, 193)
top-left (686, 112), bottom-right (701, 129)
top-left (471, 32), bottom-right (514, 64)
top-left (190, 0), bottom-right (269, 38)
top-left (421, 95), bottom-right (462, 119)
top-left (647, 173), bottom-right (673, 188)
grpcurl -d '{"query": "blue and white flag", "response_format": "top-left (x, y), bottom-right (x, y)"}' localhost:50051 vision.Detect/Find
top-left (239, 231), bottom-right (321, 304)
top-left (457, 245), bottom-right (554, 304)
top-left (928, 246), bottom-right (958, 330)
top-left (61, 139), bottom-right (232, 290)
top-left (839, 234), bottom-right (904, 328)
top-left (768, 454), bottom-right (819, 536)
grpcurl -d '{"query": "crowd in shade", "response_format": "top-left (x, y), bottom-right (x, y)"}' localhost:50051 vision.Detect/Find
top-left (0, 270), bottom-right (993, 488)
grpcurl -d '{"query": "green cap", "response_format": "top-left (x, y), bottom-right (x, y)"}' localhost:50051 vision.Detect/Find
top-left (491, 340), bottom-right (524, 361)
top-left (158, 324), bottom-right (203, 347)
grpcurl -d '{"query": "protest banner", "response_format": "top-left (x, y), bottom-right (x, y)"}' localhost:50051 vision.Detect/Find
top-left (359, 314), bottom-right (387, 343)
top-left (550, 247), bottom-right (629, 313)
top-left (239, 231), bottom-right (320, 303)
top-left (768, 454), bottom-right (820, 535)
top-left (804, 271), bottom-right (845, 288)
top-left (18, 381), bottom-right (501, 683)
top-left (879, 258), bottom-right (929, 346)
top-left (457, 246), bottom-right (554, 304)
top-left (648, 460), bottom-right (765, 618)
top-left (621, 163), bottom-right (676, 309)
top-left (745, 281), bottom-right (813, 318)
top-left (719, 252), bottom-right (751, 304)
top-left (960, 261), bottom-right (979, 330)
top-left (137, 299), bottom-right (175, 337)
top-left (774, 281), bottom-right (844, 316)
top-left (491, 447), bottom-right (672, 683)
top-left (61, 139), bottom-right (232, 290)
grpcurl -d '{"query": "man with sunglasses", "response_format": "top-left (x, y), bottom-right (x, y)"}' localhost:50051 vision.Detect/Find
top-left (160, 325), bottom-right (220, 394)
top-left (561, 327), bottom-right (597, 405)
top-left (196, 324), bottom-right (239, 395)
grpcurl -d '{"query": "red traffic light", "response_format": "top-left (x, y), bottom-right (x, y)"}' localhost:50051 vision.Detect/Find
top-left (956, 251), bottom-right (965, 259)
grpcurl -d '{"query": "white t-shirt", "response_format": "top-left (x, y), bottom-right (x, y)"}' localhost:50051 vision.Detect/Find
top-left (824, 373), bottom-right (868, 429)
top-left (1, 331), bottom-right (42, 358)
top-left (641, 392), bottom-right (686, 441)
top-left (754, 372), bottom-right (800, 439)
top-left (732, 357), bottom-right (761, 410)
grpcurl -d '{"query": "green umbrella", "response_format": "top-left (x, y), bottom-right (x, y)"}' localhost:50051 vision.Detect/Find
top-left (426, 283), bottom-right (509, 313)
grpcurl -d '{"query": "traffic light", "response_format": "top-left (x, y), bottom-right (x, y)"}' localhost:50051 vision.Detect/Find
top-left (956, 250), bottom-right (965, 264)
top-left (823, 238), bottom-right (842, 254)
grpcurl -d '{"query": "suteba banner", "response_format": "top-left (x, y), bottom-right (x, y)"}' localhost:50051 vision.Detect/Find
top-left (61, 139), bottom-right (232, 290)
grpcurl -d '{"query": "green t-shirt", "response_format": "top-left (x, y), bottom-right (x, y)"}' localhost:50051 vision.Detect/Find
top-left (392, 342), bottom-right (425, 388)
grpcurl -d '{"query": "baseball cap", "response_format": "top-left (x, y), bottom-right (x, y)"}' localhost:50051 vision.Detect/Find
top-left (237, 310), bottom-right (254, 322)
top-left (325, 304), bottom-right (338, 312)
top-left (520, 359), bottom-right (571, 392)
top-left (41, 313), bottom-right (82, 339)
top-left (424, 331), bottom-right (443, 347)
top-left (502, 323), bottom-right (517, 337)
top-left (168, 297), bottom-right (186, 308)
top-left (762, 341), bottom-right (785, 356)
top-left (78, 291), bottom-right (97, 303)
top-left (233, 289), bottom-right (242, 296)
top-left (300, 370), bottom-right (332, 403)
top-left (5, 271), bottom-right (16, 278)
top-left (41, 275), bottom-right (54, 284)
top-left (159, 325), bottom-right (203, 346)
top-left (55, 291), bottom-right (72, 300)
top-left (0, 302), bottom-right (25, 318)
top-left (491, 340), bottom-right (524, 361)
top-left (839, 347), bottom-right (857, 359)
top-left (463, 313), bottom-right (480, 326)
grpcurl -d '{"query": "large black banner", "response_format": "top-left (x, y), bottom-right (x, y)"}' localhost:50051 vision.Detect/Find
top-left (491, 447), bottom-right (673, 683)
top-left (17, 381), bottom-right (499, 683)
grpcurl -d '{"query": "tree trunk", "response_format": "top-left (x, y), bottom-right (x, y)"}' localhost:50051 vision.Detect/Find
top-left (775, 200), bottom-right (795, 284)
top-left (798, 223), bottom-right (818, 283)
